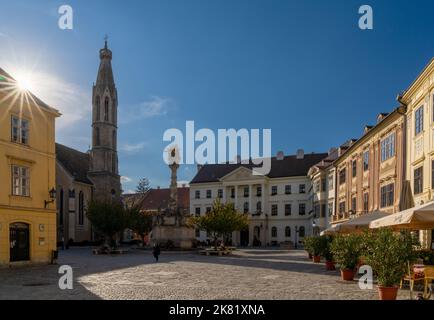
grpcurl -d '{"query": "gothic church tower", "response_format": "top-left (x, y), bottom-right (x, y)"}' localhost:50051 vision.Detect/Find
top-left (88, 39), bottom-right (121, 201)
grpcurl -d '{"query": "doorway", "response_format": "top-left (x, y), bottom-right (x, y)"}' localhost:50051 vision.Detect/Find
top-left (10, 223), bottom-right (30, 262)
top-left (240, 230), bottom-right (249, 247)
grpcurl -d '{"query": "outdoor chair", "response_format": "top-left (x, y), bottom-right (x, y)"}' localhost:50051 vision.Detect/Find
top-left (400, 264), bottom-right (425, 292)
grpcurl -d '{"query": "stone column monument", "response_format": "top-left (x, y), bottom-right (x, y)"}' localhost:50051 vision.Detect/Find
top-left (151, 146), bottom-right (195, 249)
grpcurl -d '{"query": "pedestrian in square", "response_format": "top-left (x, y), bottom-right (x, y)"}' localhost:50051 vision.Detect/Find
top-left (153, 243), bottom-right (161, 262)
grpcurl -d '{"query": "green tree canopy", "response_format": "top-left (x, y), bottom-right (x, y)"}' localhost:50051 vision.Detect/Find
top-left (189, 199), bottom-right (249, 249)
top-left (126, 205), bottom-right (153, 245)
top-left (87, 200), bottom-right (128, 247)
top-left (136, 178), bottom-right (151, 194)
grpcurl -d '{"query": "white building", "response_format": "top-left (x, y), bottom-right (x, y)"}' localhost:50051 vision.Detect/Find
top-left (307, 148), bottom-right (339, 231)
top-left (189, 150), bottom-right (328, 247)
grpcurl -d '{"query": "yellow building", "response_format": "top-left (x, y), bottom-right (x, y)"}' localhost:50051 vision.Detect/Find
top-left (0, 68), bottom-right (61, 266)
top-left (400, 58), bottom-right (434, 249)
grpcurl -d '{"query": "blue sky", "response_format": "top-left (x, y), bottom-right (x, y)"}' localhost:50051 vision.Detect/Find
top-left (1, 0), bottom-right (434, 192)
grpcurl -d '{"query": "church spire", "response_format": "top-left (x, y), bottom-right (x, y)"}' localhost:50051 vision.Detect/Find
top-left (96, 37), bottom-right (115, 90)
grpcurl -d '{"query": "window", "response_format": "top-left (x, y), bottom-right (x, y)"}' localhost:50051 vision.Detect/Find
top-left (271, 227), bottom-right (277, 238)
top-left (112, 99), bottom-right (116, 123)
top-left (299, 203), bottom-right (306, 215)
top-left (195, 207), bottom-right (201, 217)
top-left (231, 188), bottom-right (235, 198)
top-left (206, 190), bottom-right (211, 199)
top-left (352, 160), bottom-right (357, 178)
top-left (299, 184), bottom-right (306, 194)
top-left (244, 187), bottom-right (249, 197)
top-left (271, 186), bottom-right (277, 195)
top-left (256, 186), bottom-right (262, 197)
top-left (256, 201), bottom-right (262, 213)
top-left (363, 151), bottom-right (369, 171)
top-left (321, 204), bottom-right (326, 218)
top-left (11, 165), bottom-right (30, 196)
top-left (11, 116), bottom-right (29, 145)
top-left (328, 174), bottom-right (334, 190)
top-left (339, 169), bottom-right (346, 185)
top-left (363, 193), bottom-right (369, 213)
top-left (243, 202), bottom-right (249, 213)
top-left (414, 167), bottom-right (423, 195)
top-left (380, 183), bottom-right (394, 208)
top-left (271, 204), bottom-right (278, 216)
top-left (104, 97), bottom-right (109, 121)
top-left (328, 202), bottom-right (334, 217)
top-left (415, 105), bottom-right (424, 135)
top-left (195, 190), bottom-right (200, 199)
top-left (95, 127), bottom-right (100, 146)
top-left (78, 191), bottom-right (84, 225)
top-left (321, 179), bottom-right (326, 192)
top-left (339, 201), bottom-right (346, 214)
top-left (432, 160), bottom-right (434, 189)
top-left (285, 185), bottom-right (291, 194)
top-left (217, 189), bottom-right (223, 198)
top-left (96, 96), bottom-right (100, 120)
top-left (298, 226), bottom-right (305, 238)
top-left (285, 226), bottom-right (291, 238)
top-left (59, 189), bottom-right (64, 226)
top-left (285, 203), bottom-right (291, 216)
top-left (381, 133), bottom-right (395, 162)
top-left (206, 207), bottom-right (211, 213)
top-left (314, 203), bottom-right (320, 218)
top-left (351, 196), bottom-right (356, 213)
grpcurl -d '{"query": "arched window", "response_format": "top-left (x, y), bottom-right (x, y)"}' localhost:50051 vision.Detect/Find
top-left (78, 191), bottom-right (84, 225)
top-left (95, 127), bottom-right (100, 146)
top-left (256, 201), bottom-right (261, 213)
top-left (59, 189), bottom-right (64, 226)
top-left (243, 202), bottom-right (249, 213)
top-left (299, 226), bottom-right (305, 238)
top-left (104, 97), bottom-right (109, 121)
top-left (112, 130), bottom-right (116, 149)
top-left (285, 226), bottom-right (291, 237)
top-left (271, 226), bottom-right (277, 238)
top-left (95, 96), bottom-right (100, 121)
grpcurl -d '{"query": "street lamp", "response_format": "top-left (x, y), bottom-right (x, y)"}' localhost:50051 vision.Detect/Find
top-left (44, 188), bottom-right (57, 208)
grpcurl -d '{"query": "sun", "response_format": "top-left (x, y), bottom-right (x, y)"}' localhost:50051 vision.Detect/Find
top-left (14, 71), bottom-right (36, 92)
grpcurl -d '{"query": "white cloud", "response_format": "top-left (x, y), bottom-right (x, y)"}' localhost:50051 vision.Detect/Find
top-left (0, 32), bottom-right (8, 38)
top-left (120, 96), bottom-right (172, 124)
top-left (119, 142), bottom-right (146, 154)
top-left (121, 176), bottom-right (133, 183)
top-left (177, 181), bottom-right (190, 187)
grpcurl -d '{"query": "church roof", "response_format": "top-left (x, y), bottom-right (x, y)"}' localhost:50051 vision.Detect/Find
top-left (190, 153), bottom-right (328, 184)
top-left (56, 143), bottom-right (93, 185)
top-left (123, 187), bottom-right (190, 212)
top-left (95, 41), bottom-right (115, 90)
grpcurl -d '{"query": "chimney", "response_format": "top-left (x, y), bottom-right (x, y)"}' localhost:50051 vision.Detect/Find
top-left (182, 183), bottom-right (186, 188)
top-left (296, 149), bottom-right (304, 159)
top-left (157, 186), bottom-right (160, 189)
top-left (328, 147), bottom-right (337, 156)
top-left (276, 151), bottom-right (284, 160)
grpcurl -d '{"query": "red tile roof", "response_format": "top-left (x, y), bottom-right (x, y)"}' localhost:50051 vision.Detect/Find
top-left (124, 187), bottom-right (190, 211)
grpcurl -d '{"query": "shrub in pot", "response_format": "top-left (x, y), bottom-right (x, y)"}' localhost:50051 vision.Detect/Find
top-left (330, 234), bottom-right (362, 281)
top-left (303, 237), bottom-right (314, 259)
top-left (363, 228), bottom-right (419, 300)
top-left (320, 235), bottom-right (335, 270)
top-left (310, 236), bottom-right (326, 263)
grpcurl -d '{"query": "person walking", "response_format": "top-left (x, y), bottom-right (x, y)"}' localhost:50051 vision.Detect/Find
top-left (152, 243), bottom-right (161, 262)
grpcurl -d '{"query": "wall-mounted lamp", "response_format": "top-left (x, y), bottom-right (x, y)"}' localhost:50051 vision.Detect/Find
top-left (44, 188), bottom-right (57, 208)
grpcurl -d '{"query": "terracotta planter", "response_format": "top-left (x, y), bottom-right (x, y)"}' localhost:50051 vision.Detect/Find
top-left (313, 255), bottom-right (321, 263)
top-left (377, 286), bottom-right (399, 300)
top-left (340, 269), bottom-right (355, 281)
top-left (325, 261), bottom-right (336, 271)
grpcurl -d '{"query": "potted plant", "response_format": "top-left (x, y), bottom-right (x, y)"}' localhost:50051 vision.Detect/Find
top-left (320, 235), bottom-right (335, 270)
top-left (331, 234), bottom-right (361, 281)
top-left (309, 236), bottom-right (325, 263)
top-left (303, 237), bottom-right (314, 259)
top-left (363, 228), bottom-right (419, 300)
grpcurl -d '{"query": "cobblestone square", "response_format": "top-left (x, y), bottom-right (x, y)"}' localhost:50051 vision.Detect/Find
top-left (0, 248), bottom-right (419, 300)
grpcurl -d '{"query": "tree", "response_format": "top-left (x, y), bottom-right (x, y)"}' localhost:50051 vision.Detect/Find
top-left (126, 205), bottom-right (153, 246)
top-left (189, 199), bottom-right (249, 249)
top-left (87, 200), bottom-right (128, 248)
top-left (136, 178), bottom-right (150, 194)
